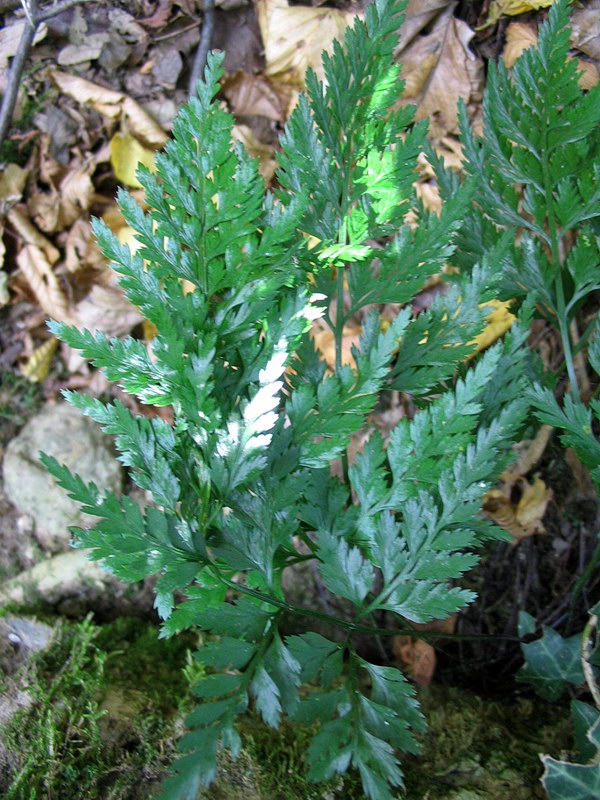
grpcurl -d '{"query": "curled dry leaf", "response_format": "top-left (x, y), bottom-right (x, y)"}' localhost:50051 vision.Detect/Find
top-left (398, 7), bottom-right (484, 138)
top-left (0, 20), bottom-right (47, 65)
top-left (28, 162), bottom-right (95, 234)
top-left (500, 424), bottom-right (554, 483)
top-left (64, 219), bottom-right (107, 274)
top-left (50, 70), bottom-right (168, 147)
top-left (484, 476), bottom-right (552, 541)
top-left (16, 244), bottom-right (71, 323)
top-left (21, 338), bottom-right (58, 383)
top-left (7, 208), bottom-right (60, 264)
top-left (569, 0), bottom-right (600, 60)
top-left (395, 0), bottom-right (455, 53)
top-left (0, 164), bottom-right (29, 209)
top-left (392, 615), bottom-right (456, 687)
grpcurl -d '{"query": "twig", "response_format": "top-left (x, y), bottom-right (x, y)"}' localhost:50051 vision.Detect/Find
top-left (188, 0), bottom-right (215, 98)
top-left (0, 1), bottom-right (37, 150)
top-left (0, 0), bottom-right (88, 154)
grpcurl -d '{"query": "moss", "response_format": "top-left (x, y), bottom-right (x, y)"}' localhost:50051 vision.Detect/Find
top-left (0, 618), bottom-right (575, 800)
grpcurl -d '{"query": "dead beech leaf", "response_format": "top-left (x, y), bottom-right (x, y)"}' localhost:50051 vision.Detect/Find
top-left (7, 208), bottom-right (60, 264)
top-left (483, 0), bottom-right (554, 28)
top-left (395, 0), bottom-right (455, 53)
top-left (569, 0), bottom-right (600, 60)
top-left (500, 424), bottom-right (553, 483)
top-left (64, 219), bottom-right (106, 274)
top-left (110, 133), bottom-right (157, 188)
top-left (28, 163), bottom-right (95, 233)
top-left (50, 70), bottom-right (167, 147)
top-left (256, 0), bottom-right (359, 112)
top-left (17, 244), bottom-right (71, 322)
top-left (503, 22), bottom-right (538, 68)
top-left (73, 284), bottom-right (143, 339)
top-left (21, 338), bottom-right (58, 383)
top-left (398, 8), bottom-right (484, 138)
top-left (231, 125), bottom-right (277, 183)
top-left (0, 20), bottom-right (47, 64)
top-left (222, 71), bottom-right (285, 121)
top-left (516, 476), bottom-right (552, 533)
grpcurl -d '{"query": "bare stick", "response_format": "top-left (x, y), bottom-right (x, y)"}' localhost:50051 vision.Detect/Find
top-left (0, 0), bottom-right (89, 154)
top-left (0, 1), bottom-right (37, 150)
top-left (188, 0), bottom-right (215, 98)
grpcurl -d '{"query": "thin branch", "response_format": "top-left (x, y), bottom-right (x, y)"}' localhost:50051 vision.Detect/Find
top-left (0, 3), bottom-right (37, 150)
top-left (0, 0), bottom-right (89, 154)
top-left (188, 0), bottom-right (215, 98)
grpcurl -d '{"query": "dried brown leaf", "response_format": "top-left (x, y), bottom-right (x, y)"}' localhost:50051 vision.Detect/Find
top-left (256, 0), bottom-right (359, 112)
top-left (570, 0), bottom-right (600, 60)
top-left (6, 208), bottom-right (60, 264)
top-left (231, 125), bottom-right (277, 183)
top-left (222, 71), bottom-right (285, 121)
top-left (17, 244), bottom-right (71, 322)
top-left (398, 8), bottom-right (484, 138)
top-left (392, 636), bottom-right (437, 687)
top-left (503, 22), bottom-right (538, 68)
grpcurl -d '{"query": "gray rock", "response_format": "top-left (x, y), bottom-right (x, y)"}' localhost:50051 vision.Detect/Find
top-left (0, 615), bottom-right (54, 676)
top-left (2, 402), bottom-right (122, 551)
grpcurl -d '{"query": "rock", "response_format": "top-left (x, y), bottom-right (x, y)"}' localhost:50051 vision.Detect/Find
top-left (0, 550), bottom-right (157, 620)
top-left (0, 615), bottom-right (54, 676)
top-left (2, 402), bottom-right (122, 551)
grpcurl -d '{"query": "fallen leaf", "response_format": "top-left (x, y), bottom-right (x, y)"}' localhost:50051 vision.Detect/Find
top-left (500, 424), bottom-right (554, 483)
top-left (395, 0), bottom-right (455, 53)
top-left (0, 164), bottom-right (28, 207)
top-left (110, 132), bottom-right (157, 188)
top-left (569, 0), bottom-right (600, 60)
top-left (231, 125), bottom-right (277, 183)
top-left (64, 219), bottom-right (106, 274)
top-left (58, 34), bottom-right (110, 66)
top-left (0, 20), bottom-right (47, 65)
top-left (139, 0), bottom-right (174, 28)
top-left (256, 0), bottom-right (359, 113)
top-left (21, 338), bottom-right (58, 383)
top-left (472, 300), bottom-right (516, 353)
top-left (28, 162), bottom-right (95, 233)
top-left (73, 284), bottom-right (143, 339)
top-left (393, 636), bottom-right (437, 686)
top-left (484, 476), bottom-right (552, 541)
top-left (7, 208), bottom-right (60, 264)
top-left (483, 0), bottom-right (554, 29)
top-left (16, 244), bottom-right (71, 322)
top-left (50, 70), bottom-right (168, 147)
top-left (398, 7), bottom-right (484, 138)
top-left (503, 22), bottom-right (538, 68)
top-left (222, 71), bottom-right (286, 121)
top-left (576, 59), bottom-right (600, 90)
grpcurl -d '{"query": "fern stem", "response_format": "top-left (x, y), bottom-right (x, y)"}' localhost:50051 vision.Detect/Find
top-left (211, 571), bottom-right (520, 642)
top-left (540, 140), bottom-right (581, 403)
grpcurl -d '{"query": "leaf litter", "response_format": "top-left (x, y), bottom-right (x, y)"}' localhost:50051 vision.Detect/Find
top-left (0, 0), bottom-right (599, 718)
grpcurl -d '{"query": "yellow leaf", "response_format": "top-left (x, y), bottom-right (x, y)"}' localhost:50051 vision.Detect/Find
top-left (472, 300), bottom-right (516, 353)
top-left (483, 0), bottom-right (554, 28)
top-left (21, 338), bottom-right (58, 383)
top-left (110, 133), bottom-right (157, 188)
top-left (310, 321), bottom-right (361, 370)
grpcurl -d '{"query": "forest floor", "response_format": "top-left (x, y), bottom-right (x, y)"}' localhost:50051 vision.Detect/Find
top-left (0, 0), bottom-right (599, 797)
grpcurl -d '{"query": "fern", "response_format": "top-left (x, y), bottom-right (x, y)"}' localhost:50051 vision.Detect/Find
top-left (42, 2), bottom-right (530, 797)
